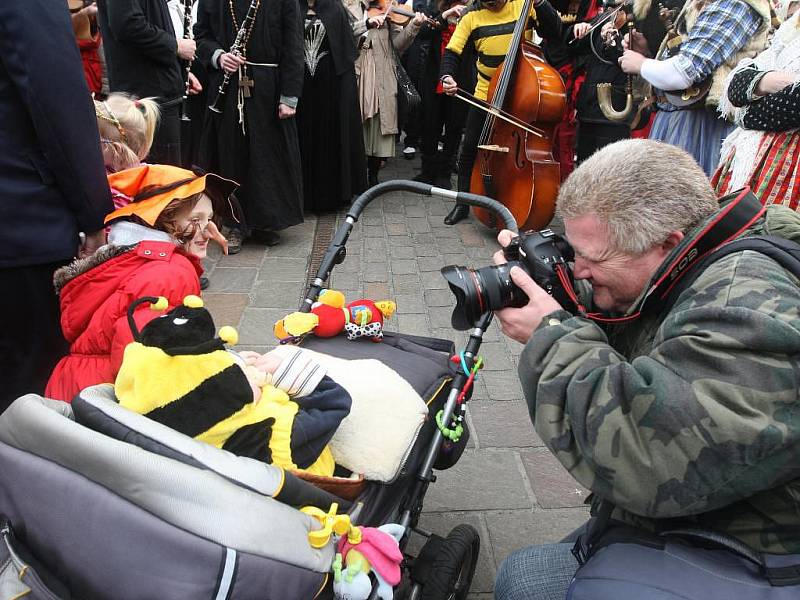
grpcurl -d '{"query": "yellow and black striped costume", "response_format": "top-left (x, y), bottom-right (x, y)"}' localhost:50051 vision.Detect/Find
top-left (445, 0), bottom-right (541, 100)
top-left (116, 343), bottom-right (350, 477)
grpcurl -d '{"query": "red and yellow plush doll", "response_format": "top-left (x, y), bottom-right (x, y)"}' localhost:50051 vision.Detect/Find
top-left (274, 290), bottom-right (396, 343)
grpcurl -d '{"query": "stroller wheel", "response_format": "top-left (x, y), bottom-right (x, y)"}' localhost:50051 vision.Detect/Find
top-left (420, 524), bottom-right (480, 600)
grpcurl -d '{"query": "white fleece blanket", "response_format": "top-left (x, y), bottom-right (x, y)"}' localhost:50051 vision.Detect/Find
top-left (272, 346), bottom-right (428, 482)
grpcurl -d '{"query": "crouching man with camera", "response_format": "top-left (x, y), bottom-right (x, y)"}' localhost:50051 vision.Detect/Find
top-left (491, 139), bottom-right (800, 600)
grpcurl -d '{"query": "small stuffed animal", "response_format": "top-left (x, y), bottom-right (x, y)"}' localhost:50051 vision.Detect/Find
top-left (332, 523), bottom-right (405, 600)
top-left (275, 289), bottom-right (396, 343)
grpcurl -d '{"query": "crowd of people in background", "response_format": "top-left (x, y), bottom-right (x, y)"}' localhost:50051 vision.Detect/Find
top-left (59, 0), bottom-right (800, 232)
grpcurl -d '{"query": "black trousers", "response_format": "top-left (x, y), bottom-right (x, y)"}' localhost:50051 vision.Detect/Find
top-left (0, 262), bottom-right (69, 414)
top-left (147, 100), bottom-right (182, 166)
top-left (575, 121), bottom-right (630, 164)
top-left (420, 88), bottom-right (468, 165)
top-left (457, 106), bottom-right (487, 192)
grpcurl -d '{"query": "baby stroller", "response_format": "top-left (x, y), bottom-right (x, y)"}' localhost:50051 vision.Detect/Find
top-left (0, 181), bottom-right (519, 600)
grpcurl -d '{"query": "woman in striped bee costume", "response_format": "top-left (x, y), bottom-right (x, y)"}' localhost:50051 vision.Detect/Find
top-left (439, 0), bottom-right (563, 224)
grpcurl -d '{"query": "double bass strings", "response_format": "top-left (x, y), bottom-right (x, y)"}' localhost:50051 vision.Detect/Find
top-left (454, 89), bottom-right (544, 137)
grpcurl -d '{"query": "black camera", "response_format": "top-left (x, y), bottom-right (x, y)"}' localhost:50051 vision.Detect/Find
top-left (441, 229), bottom-right (576, 330)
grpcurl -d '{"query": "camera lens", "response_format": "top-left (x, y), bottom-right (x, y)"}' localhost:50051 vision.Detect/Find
top-left (441, 263), bottom-right (526, 330)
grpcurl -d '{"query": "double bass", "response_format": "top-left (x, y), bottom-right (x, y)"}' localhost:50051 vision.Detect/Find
top-left (466, 0), bottom-right (566, 230)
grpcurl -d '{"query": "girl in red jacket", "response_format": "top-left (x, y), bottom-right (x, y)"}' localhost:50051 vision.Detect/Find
top-left (45, 164), bottom-right (237, 402)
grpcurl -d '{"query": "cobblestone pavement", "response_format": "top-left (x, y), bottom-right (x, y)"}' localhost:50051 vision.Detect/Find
top-left (203, 151), bottom-right (588, 599)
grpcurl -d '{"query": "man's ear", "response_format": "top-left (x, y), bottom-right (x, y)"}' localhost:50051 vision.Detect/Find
top-left (661, 230), bottom-right (684, 253)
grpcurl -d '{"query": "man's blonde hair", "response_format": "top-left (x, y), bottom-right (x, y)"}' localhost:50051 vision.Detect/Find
top-left (557, 139), bottom-right (719, 255)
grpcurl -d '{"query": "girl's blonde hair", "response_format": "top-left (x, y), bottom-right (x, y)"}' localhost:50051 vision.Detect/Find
top-left (95, 94), bottom-right (160, 173)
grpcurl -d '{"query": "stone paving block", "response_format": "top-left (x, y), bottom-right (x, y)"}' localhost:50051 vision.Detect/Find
top-left (205, 268), bottom-right (258, 293)
top-left (216, 246), bottom-right (266, 268)
top-left (428, 201), bottom-right (449, 217)
top-left (407, 511), bottom-right (495, 595)
top-left (394, 293), bottom-right (426, 314)
top-left (257, 257), bottom-right (308, 282)
top-left (421, 270), bottom-right (449, 290)
top-left (396, 313), bottom-right (431, 337)
top-left (423, 450), bottom-right (533, 511)
top-left (520, 448), bottom-right (589, 509)
top-left (467, 245), bottom-right (496, 260)
top-left (385, 213), bottom-right (406, 224)
top-left (429, 327), bottom-right (463, 348)
top-left (441, 252), bottom-right (470, 266)
top-left (424, 288), bottom-right (455, 307)
top-left (407, 217), bottom-right (431, 234)
top-left (238, 307), bottom-right (288, 346)
top-left (431, 224), bottom-right (462, 240)
top-left (479, 371), bottom-right (525, 402)
top-left (363, 263), bottom-right (389, 282)
top-left (459, 226), bottom-right (487, 248)
top-left (202, 293), bottom-right (250, 328)
top-left (249, 284), bottom-right (306, 309)
top-left (414, 243), bottom-right (440, 257)
top-left (387, 234), bottom-right (414, 247)
top-left (473, 341), bottom-right (513, 372)
top-left (362, 214), bottom-right (383, 226)
top-left (331, 260), bottom-right (361, 276)
top-left (390, 259), bottom-right (418, 275)
top-left (429, 306), bottom-right (456, 330)
top-left (412, 232), bottom-right (438, 246)
top-left (468, 401), bottom-right (542, 448)
top-left (417, 256), bottom-right (445, 272)
top-left (405, 204), bottom-right (427, 218)
top-left (362, 225), bottom-right (385, 238)
top-left (484, 507), bottom-right (589, 566)
top-left (392, 273), bottom-right (421, 294)
top-left (363, 282), bottom-right (389, 300)
top-left (364, 237), bottom-right (387, 253)
top-left (389, 245), bottom-right (415, 259)
top-left (386, 222), bottom-right (408, 236)
top-left (382, 201), bottom-right (405, 214)
top-left (329, 272), bottom-right (359, 291)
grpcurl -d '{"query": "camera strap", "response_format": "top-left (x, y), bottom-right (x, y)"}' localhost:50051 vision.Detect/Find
top-left (563, 188), bottom-right (766, 324)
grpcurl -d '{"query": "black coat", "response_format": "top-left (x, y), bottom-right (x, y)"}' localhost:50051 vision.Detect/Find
top-left (196, 0), bottom-right (305, 231)
top-left (0, 0), bottom-right (113, 268)
top-left (96, 0), bottom-right (184, 100)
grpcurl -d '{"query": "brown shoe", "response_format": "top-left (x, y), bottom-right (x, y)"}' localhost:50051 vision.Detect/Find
top-left (226, 228), bottom-right (243, 255)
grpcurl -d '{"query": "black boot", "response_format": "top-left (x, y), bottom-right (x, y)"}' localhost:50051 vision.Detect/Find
top-left (412, 154), bottom-right (438, 184)
top-left (444, 203), bottom-right (470, 225)
top-left (433, 153), bottom-right (453, 189)
top-left (367, 156), bottom-right (380, 187)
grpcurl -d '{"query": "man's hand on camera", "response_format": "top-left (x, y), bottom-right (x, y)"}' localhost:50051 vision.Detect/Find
top-left (495, 267), bottom-right (562, 343)
top-left (493, 229), bottom-right (563, 344)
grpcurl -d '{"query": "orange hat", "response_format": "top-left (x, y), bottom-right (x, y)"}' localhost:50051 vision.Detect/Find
top-left (104, 164), bottom-right (239, 225)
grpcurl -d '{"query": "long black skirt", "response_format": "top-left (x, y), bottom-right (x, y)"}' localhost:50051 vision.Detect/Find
top-left (297, 50), bottom-right (366, 213)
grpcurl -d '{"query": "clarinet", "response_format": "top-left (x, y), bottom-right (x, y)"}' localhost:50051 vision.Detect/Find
top-left (180, 0), bottom-right (194, 122)
top-left (208, 0), bottom-right (260, 114)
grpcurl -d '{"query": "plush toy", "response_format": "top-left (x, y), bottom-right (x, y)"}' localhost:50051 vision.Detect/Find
top-left (332, 523), bottom-right (405, 600)
top-left (274, 289), bottom-right (396, 343)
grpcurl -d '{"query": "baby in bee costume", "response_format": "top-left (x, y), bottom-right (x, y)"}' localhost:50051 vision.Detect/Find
top-left (115, 295), bottom-right (351, 477)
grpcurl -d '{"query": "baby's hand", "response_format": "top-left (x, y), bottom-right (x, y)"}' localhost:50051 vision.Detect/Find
top-left (253, 350), bottom-right (284, 374)
top-left (237, 350), bottom-right (262, 366)
top-left (238, 349), bottom-right (285, 374)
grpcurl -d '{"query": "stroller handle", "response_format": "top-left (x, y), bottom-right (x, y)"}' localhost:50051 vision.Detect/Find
top-left (349, 180), bottom-right (519, 232)
top-left (300, 180), bottom-right (519, 311)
